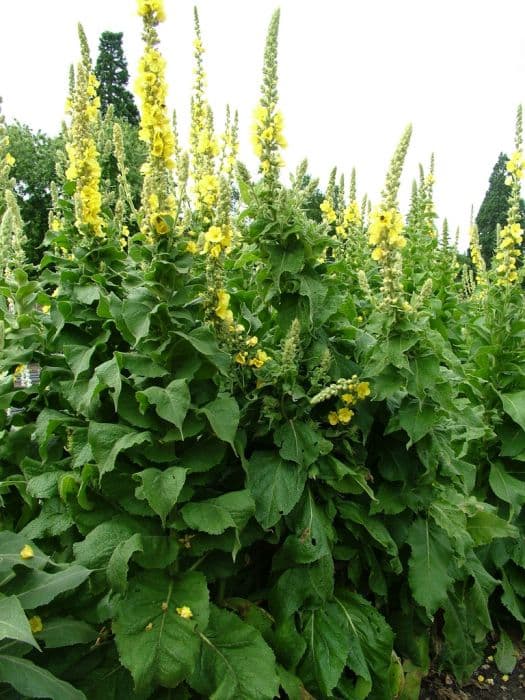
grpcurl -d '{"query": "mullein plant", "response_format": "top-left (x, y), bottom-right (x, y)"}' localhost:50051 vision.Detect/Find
top-left (189, 8), bottom-right (220, 232)
top-left (367, 125), bottom-right (412, 310)
top-left (494, 105), bottom-right (524, 286)
top-left (468, 219), bottom-right (488, 297)
top-left (135, 0), bottom-right (177, 241)
top-left (64, 25), bottom-right (104, 242)
top-left (251, 9), bottom-right (287, 190)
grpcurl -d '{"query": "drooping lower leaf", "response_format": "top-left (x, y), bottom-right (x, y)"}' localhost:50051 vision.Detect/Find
top-left (0, 655), bottom-right (86, 700)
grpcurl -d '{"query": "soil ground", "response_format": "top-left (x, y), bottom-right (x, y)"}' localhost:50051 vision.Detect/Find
top-left (419, 646), bottom-right (525, 699)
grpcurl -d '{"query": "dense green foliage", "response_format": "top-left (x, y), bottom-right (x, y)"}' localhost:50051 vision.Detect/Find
top-left (1, 7), bottom-right (525, 700)
top-left (95, 32), bottom-right (139, 125)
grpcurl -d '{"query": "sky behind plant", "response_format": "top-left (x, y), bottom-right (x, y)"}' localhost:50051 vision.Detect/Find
top-left (1, 0), bottom-right (524, 249)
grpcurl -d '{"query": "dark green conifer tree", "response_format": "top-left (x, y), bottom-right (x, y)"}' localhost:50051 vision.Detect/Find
top-left (95, 31), bottom-right (139, 125)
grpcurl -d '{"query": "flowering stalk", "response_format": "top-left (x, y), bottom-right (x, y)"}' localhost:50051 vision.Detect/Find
top-left (367, 125), bottom-right (412, 308)
top-left (135, 0), bottom-right (176, 240)
top-left (495, 106), bottom-right (523, 286)
top-left (65, 51), bottom-right (104, 239)
top-left (251, 10), bottom-right (286, 187)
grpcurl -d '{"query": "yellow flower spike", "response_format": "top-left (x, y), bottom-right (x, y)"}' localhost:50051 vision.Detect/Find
top-left (29, 616), bottom-right (43, 634)
top-left (176, 606), bottom-right (193, 619)
top-left (20, 545), bottom-right (34, 559)
top-left (328, 412), bottom-right (339, 426)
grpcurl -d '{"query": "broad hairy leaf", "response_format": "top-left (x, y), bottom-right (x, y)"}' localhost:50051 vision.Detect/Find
top-left (190, 605), bottom-right (279, 700)
top-left (500, 390), bottom-right (525, 431)
top-left (107, 533), bottom-right (144, 594)
top-left (136, 379), bottom-right (190, 434)
top-left (0, 595), bottom-right (40, 649)
top-left (200, 395), bottom-right (239, 450)
top-left (36, 617), bottom-right (97, 649)
top-left (274, 420), bottom-right (328, 468)
top-left (181, 489), bottom-right (254, 536)
top-left (134, 467), bottom-right (187, 526)
top-left (489, 461), bottom-right (525, 515)
top-left (88, 422), bottom-right (151, 479)
top-left (113, 571), bottom-right (209, 693)
top-left (494, 629), bottom-right (517, 674)
top-left (406, 518), bottom-right (454, 616)
top-left (0, 655), bottom-right (86, 700)
top-left (247, 451), bottom-right (306, 529)
top-left (3, 564), bottom-right (91, 609)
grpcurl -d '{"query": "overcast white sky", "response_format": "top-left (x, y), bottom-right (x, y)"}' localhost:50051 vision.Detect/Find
top-left (1, 0), bottom-right (524, 249)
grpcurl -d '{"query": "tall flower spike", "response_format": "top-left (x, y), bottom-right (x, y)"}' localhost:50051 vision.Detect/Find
top-left (135, 0), bottom-right (176, 240)
top-left (368, 126), bottom-right (412, 308)
top-left (190, 8), bottom-right (219, 226)
top-left (65, 54), bottom-right (104, 239)
top-left (495, 105), bottom-right (523, 286)
top-left (252, 9), bottom-right (286, 186)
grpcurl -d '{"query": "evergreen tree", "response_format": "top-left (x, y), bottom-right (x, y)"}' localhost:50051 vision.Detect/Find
top-left (95, 31), bottom-right (139, 125)
top-left (475, 152), bottom-right (525, 263)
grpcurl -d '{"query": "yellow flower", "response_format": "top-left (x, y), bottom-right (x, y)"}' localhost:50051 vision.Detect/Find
top-left (20, 545), bottom-right (34, 559)
top-left (215, 290), bottom-right (233, 324)
top-left (150, 213), bottom-right (169, 235)
top-left (186, 241), bottom-right (199, 254)
top-left (341, 393), bottom-right (355, 405)
top-left (5, 153), bottom-right (15, 166)
top-left (235, 351), bottom-right (248, 365)
top-left (328, 411), bottom-right (339, 426)
top-left (356, 382), bottom-right (370, 399)
top-left (176, 606), bottom-right (193, 619)
top-left (337, 408), bottom-right (354, 424)
top-left (41, 305), bottom-right (51, 314)
top-left (246, 336), bottom-right (258, 347)
top-left (29, 616), bottom-right (43, 634)
top-left (248, 349), bottom-right (270, 368)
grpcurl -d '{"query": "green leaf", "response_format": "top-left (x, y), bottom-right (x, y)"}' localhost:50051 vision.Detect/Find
top-left (406, 518), bottom-right (454, 616)
top-left (63, 343), bottom-right (97, 380)
top-left (274, 420), bottom-right (325, 468)
top-left (247, 451), bottom-right (306, 529)
top-left (190, 605), bottom-right (279, 700)
top-left (501, 571), bottom-right (525, 622)
top-left (175, 327), bottom-right (230, 375)
top-left (0, 596), bottom-right (40, 649)
top-left (107, 533), bottom-right (144, 594)
top-left (114, 571), bottom-right (209, 694)
top-left (3, 565), bottom-right (91, 609)
top-left (0, 531), bottom-right (49, 574)
top-left (200, 396), bottom-right (239, 451)
top-left (501, 390), bottom-right (525, 431)
top-left (181, 490), bottom-right (254, 536)
top-left (73, 515), bottom-right (146, 569)
top-left (36, 617), bottom-right (97, 648)
top-left (88, 422), bottom-right (151, 479)
top-left (397, 401), bottom-right (437, 444)
top-left (94, 356), bottom-right (122, 412)
top-left (298, 601), bottom-right (353, 696)
top-left (270, 557), bottom-right (334, 621)
top-left (494, 629), bottom-right (517, 674)
top-left (122, 296), bottom-right (151, 344)
top-left (442, 592), bottom-right (482, 682)
top-left (134, 467), bottom-right (187, 526)
top-left (0, 654), bottom-right (86, 699)
top-left (467, 509), bottom-right (518, 545)
top-left (137, 379), bottom-right (190, 434)
top-left (489, 461), bottom-right (525, 515)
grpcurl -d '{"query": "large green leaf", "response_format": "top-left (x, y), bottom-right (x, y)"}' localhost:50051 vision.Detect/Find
top-left (274, 420), bottom-right (327, 469)
top-left (190, 606), bottom-right (279, 700)
top-left (270, 557), bottom-right (334, 621)
top-left (136, 379), bottom-right (191, 434)
top-left (181, 490), bottom-right (255, 536)
top-left (3, 564), bottom-right (91, 609)
top-left (467, 509), bottom-right (518, 545)
top-left (94, 356), bottom-right (122, 411)
top-left (501, 390), bottom-right (525, 431)
top-left (113, 571), bottom-right (209, 693)
top-left (0, 531), bottom-right (49, 574)
top-left (397, 401), bottom-right (437, 444)
top-left (494, 629), bottom-right (517, 674)
top-left (35, 617), bottom-right (97, 649)
top-left (200, 395), bottom-right (239, 450)
top-left (247, 451), bottom-right (306, 529)
top-left (107, 533), bottom-right (144, 594)
top-left (0, 596), bottom-right (40, 649)
top-left (73, 515), bottom-right (146, 569)
top-left (88, 422), bottom-right (151, 479)
top-left (489, 461), bottom-right (525, 515)
top-left (442, 592), bottom-right (482, 682)
top-left (0, 655), bottom-right (86, 700)
top-left (406, 518), bottom-right (454, 616)
top-left (134, 467), bottom-right (187, 526)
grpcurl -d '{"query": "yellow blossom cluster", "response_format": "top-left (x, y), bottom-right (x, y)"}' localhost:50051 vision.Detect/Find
top-left (326, 378), bottom-right (371, 426)
top-left (214, 289), bottom-right (234, 326)
top-left (235, 334), bottom-right (271, 369)
top-left (135, 48), bottom-right (175, 169)
top-left (251, 104), bottom-right (286, 176)
top-left (468, 223), bottom-right (488, 291)
top-left (137, 0), bottom-right (166, 23)
top-left (176, 606), bottom-right (193, 619)
top-left (320, 199), bottom-right (336, 224)
top-left (368, 207), bottom-right (406, 261)
top-left (202, 224), bottom-right (232, 258)
top-left (65, 69), bottom-right (104, 237)
top-left (505, 150), bottom-right (524, 185)
top-left (495, 222), bottom-right (523, 284)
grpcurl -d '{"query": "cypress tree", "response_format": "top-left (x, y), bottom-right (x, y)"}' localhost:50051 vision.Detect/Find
top-left (95, 31), bottom-right (139, 125)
